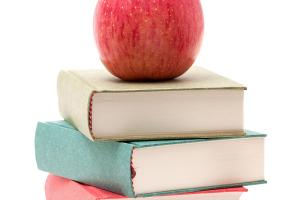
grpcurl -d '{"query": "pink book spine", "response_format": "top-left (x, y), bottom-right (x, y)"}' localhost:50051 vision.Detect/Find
top-left (45, 174), bottom-right (124, 200)
top-left (45, 174), bottom-right (247, 200)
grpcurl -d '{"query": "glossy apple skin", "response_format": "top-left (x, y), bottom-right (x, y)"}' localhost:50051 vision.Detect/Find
top-left (94, 0), bottom-right (204, 81)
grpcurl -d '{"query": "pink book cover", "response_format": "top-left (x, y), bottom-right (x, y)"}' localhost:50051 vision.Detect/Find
top-left (45, 174), bottom-right (248, 200)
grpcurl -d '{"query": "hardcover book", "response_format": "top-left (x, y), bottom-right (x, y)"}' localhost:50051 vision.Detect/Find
top-left (57, 67), bottom-right (246, 141)
top-left (35, 121), bottom-right (266, 197)
top-left (46, 174), bottom-right (248, 200)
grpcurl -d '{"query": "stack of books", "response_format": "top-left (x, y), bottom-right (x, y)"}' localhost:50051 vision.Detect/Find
top-left (35, 67), bottom-right (266, 200)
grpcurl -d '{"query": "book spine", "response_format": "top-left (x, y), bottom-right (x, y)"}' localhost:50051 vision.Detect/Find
top-left (46, 174), bottom-right (127, 200)
top-left (35, 121), bottom-right (135, 197)
top-left (46, 174), bottom-right (248, 200)
top-left (57, 70), bottom-right (94, 140)
top-left (45, 174), bottom-right (97, 200)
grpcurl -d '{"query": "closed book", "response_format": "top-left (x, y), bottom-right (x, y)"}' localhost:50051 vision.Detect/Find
top-left (45, 174), bottom-right (247, 200)
top-left (57, 67), bottom-right (246, 141)
top-left (35, 121), bottom-right (266, 197)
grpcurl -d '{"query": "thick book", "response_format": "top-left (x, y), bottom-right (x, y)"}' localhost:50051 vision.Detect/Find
top-left (35, 121), bottom-right (266, 197)
top-left (57, 67), bottom-right (246, 141)
top-left (46, 174), bottom-right (247, 200)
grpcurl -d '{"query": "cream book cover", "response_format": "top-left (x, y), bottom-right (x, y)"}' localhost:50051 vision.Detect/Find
top-left (57, 67), bottom-right (246, 141)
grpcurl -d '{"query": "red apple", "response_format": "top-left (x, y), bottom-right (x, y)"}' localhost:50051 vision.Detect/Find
top-left (94, 0), bottom-right (204, 81)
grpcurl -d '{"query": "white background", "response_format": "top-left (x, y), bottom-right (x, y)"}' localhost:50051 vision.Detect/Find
top-left (0, 0), bottom-right (299, 199)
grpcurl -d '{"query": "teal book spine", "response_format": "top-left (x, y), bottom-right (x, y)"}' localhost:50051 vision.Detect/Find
top-left (35, 121), bottom-right (266, 197)
top-left (35, 121), bottom-right (135, 197)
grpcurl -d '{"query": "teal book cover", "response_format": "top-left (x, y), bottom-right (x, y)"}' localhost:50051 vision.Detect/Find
top-left (35, 121), bottom-right (266, 197)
